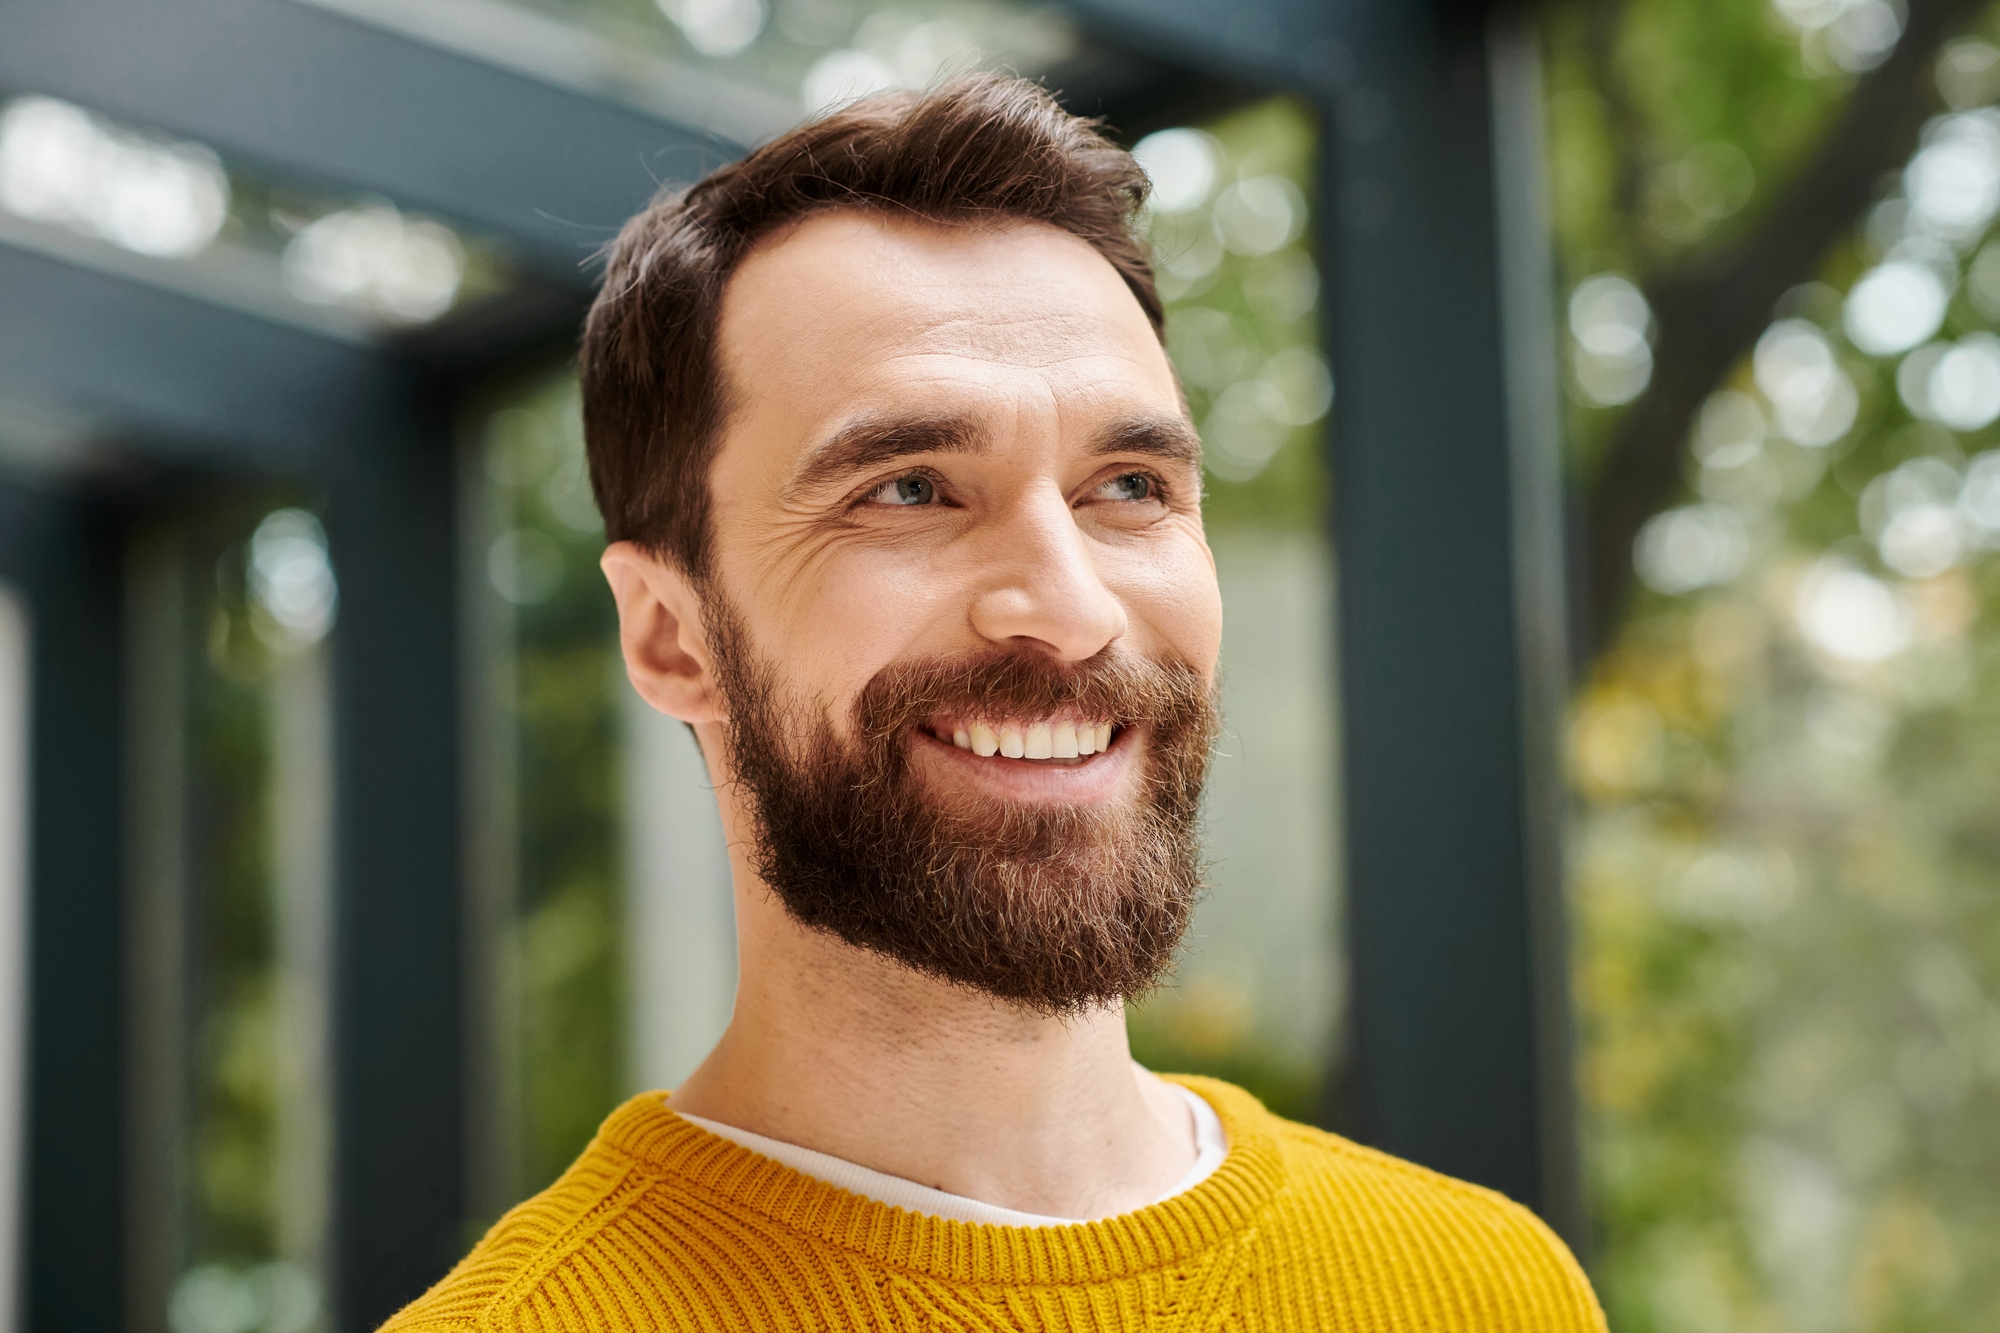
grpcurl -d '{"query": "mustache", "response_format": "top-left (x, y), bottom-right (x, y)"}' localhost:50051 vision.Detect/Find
top-left (851, 647), bottom-right (1215, 742)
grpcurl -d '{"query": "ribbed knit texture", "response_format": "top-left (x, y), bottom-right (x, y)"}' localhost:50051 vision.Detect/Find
top-left (382, 1076), bottom-right (1605, 1331)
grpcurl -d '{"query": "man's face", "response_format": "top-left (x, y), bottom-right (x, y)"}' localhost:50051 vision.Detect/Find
top-left (700, 210), bottom-right (1224, 1010)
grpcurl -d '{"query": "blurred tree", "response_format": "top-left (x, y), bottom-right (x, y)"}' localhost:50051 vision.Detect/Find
top-left (1550, 3), bottom-right (2000, 1328)
top-left (1551, 0), bottom-right (1990, 649)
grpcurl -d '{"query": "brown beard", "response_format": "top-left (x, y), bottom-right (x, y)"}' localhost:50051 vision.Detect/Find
top-left (705, 593), bottom-right (1220, 1015)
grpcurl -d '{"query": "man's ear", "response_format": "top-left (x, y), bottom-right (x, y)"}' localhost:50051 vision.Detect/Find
top-left (601, 542), bottom-right (726, 725)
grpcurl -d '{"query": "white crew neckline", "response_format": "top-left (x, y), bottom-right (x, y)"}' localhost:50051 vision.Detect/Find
top-left (672, 1082), bottom-right (1228, 1228)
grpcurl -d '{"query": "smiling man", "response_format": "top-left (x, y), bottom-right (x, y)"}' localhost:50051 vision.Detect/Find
top-left (385, 76), bottom-right (1603, 1331)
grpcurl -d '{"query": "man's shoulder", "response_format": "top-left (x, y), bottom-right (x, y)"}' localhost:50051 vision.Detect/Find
top-left (377, 1121), bottom-right (661, 1333)
top-left (1171, 1076), bottom-right (1607, 1330)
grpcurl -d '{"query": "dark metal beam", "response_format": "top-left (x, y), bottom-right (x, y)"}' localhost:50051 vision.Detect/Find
top-left (0, 479), bottom-right (127, 1332)
top-left (321, 380), bottom-right (465, 1330)
top-left (1059, 0), bottom-right (1353, 96)
top-left (1320, 0), bottom-right (1581, 1245)
top-left (0, 0), bottom-right (739, 282)
top-left (0, 243), bottom-right (392, 474)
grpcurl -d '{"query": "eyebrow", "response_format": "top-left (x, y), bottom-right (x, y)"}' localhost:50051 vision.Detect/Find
top-left (1087, 415), bottom-right (1203, 468)
top-left (782, 410), bottom-right (1202, 500)
top-left (785, 413), bottom-right (987, 497)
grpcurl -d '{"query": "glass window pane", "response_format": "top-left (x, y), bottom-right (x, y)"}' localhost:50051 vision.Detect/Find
top-left (123, 501), bottom-right (335, 1333)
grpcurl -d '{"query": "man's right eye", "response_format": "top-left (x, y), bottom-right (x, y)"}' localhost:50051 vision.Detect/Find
top-left (868, 474), bottom-right (936, 506)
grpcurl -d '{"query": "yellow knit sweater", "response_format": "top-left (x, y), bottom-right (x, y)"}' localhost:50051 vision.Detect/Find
top-left (383, 1076), bottom-right (1605, 1331)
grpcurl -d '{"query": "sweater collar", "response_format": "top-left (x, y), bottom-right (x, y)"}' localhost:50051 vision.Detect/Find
top-left (594, 1074), bottom-right (1285, 1286)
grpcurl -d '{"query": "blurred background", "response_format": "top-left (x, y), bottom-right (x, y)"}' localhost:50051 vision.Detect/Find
top-left (2, 0), bottom-right (1999, 1328)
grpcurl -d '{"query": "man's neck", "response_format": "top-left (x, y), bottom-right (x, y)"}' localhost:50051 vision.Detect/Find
top-left (666, 881), bottom-right (1197, 1221)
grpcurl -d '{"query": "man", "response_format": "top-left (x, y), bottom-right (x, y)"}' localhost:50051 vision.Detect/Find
top-left (387, 75), bottom-right (1604, 1331)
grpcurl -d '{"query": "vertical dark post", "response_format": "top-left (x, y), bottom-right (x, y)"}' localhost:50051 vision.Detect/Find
top-left (325, 379), bottom-right (465, 1331)
top-left (1321, 0), bottom-right (1581, 1244)
top-left (125, 521), bottom-right (194, 1333)
top-left (0, 483), bottom-right (127, 1331)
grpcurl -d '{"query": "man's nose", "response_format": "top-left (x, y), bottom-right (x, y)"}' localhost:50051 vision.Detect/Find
top-left (966, 483), bottom-right (1126, 661)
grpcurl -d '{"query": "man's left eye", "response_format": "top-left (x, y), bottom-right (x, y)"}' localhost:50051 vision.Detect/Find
top-left (1094, 472), bottom-right (1156, 502)
top-left (870, 474), bottom-right (936, 505)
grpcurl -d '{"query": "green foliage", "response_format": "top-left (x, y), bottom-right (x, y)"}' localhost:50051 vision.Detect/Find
top-left (1549, 5), bottom-right (2000, 1326)
top-left (1544, 0), bottom-right (1849, 480)
top-left (484, 375), bottom-right (630, 1195)
top-left (1138, 96), bottom-right (1329, 535)
top-left (183, 497), bottom-right (304, 1267)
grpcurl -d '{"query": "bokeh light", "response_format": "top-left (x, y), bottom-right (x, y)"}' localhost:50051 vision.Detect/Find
top-left (1569, 273), bottom-right (1654, 406)
top-left (281, 204), bottom-right (465, 324)
top-left (1132, 128), bottom-right (1218, 214)
top-left (656, 0), bottom-right (766, 58)
top-left (1905, 111), bottom-right (2000, 243)
top-left (1793, 558), bottom-right (1911, 664)
top-left (797, 12), bottom-right (987, 113)
top-left (1771, 0), bottom-right (1907, 74)
top-left (0, 95), bottom-right (227, 259)
top-left (1753, 319), bottom-right (1858, 446)
top-left (1635, 503), bottom-right (1751, 595)
top-left (1844, 260), bottom-right (1950, 355)
top-left (247, 509), bottom-right (337, 648)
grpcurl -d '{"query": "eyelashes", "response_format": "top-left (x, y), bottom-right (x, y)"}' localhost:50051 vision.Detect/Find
top-left (849, 467), bottom-right (1175, 512)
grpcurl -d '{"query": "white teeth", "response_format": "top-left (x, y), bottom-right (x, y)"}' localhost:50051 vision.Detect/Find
top-left (957, 719), bottom-right (1112, 760)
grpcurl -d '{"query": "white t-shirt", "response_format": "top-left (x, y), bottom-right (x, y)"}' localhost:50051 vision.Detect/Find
top-left (673, 1082), bottom-right (1228, 1228)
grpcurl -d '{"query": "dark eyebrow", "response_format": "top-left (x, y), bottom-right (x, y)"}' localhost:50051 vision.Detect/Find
top-left (1088, 415), bottom-right (1203, 468)
top-left (785, 413), bottom-right (987, 498)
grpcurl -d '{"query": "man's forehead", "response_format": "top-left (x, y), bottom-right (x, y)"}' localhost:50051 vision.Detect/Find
top-left (719, 210), bottom-right (1164, 373)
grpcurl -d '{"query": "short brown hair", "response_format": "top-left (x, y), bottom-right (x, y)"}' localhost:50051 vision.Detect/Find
top-left (580, 73), bottom-right (1163, 579)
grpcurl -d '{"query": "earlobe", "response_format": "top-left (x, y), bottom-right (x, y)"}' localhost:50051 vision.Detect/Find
top-left (600, 542), bottom-right (726, 725)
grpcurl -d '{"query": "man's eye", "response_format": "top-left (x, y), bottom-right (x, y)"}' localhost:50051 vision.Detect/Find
top-left (1094, 472), bottom-right (1157, 502)
top-left (870, 474), bottom-right (936, 506)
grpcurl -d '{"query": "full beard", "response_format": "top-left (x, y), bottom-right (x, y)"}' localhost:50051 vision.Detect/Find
top-left (706, 595), bottom-right (1220, 1016)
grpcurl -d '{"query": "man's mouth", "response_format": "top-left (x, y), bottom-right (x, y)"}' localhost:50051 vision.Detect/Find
top-left (923, 717), bottom-right (1119, 762)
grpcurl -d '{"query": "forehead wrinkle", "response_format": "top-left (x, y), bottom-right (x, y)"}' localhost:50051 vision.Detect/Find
top-left (902, 308), bottom-right (1141, 368)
